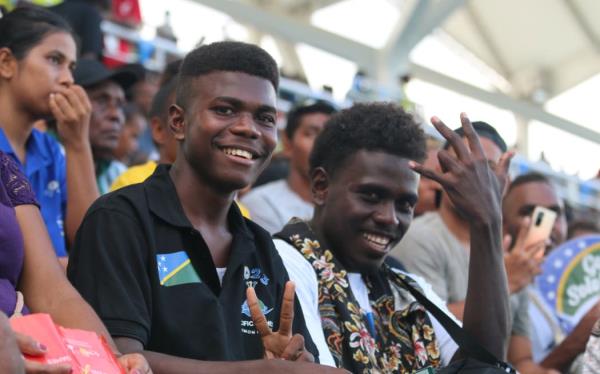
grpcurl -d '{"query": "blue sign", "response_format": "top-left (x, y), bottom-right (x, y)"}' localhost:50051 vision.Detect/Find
top-left (536, 235), bottom-right (600, 334)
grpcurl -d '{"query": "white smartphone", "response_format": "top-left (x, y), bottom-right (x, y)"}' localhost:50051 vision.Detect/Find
top-left (525, 206), bottom-right (557, 259)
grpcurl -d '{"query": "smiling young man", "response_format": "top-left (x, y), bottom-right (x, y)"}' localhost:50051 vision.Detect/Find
top-left (68, 42), bottom-right (342, 373)
top-left (273, 103), bottom-right (513, 372)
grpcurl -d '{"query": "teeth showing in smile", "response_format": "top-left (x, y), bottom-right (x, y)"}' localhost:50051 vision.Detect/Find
top-left (222, 147), bottom-right (253, 160)
top-left (363, 233), bottom-right (391, 247)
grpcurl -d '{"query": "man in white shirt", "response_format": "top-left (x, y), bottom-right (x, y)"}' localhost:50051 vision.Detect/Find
top-left (242, 101), bottom-right (337, 234)
top-left (273, 103), bottom-right (513, 372)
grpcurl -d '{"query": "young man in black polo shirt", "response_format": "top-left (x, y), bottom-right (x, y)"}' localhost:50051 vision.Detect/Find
top-left (68, 42), bottom-right (341, 373)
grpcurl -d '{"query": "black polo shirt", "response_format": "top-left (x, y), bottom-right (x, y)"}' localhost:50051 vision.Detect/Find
top-left (67, 165), bottom-right (318, 361)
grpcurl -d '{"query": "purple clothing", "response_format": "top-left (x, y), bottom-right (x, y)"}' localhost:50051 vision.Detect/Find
top-left (0, 151), bottom-right (38, 316)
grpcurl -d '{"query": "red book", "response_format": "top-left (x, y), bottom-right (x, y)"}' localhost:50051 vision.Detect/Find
top-left (10, 314), bottom-right (124, 374)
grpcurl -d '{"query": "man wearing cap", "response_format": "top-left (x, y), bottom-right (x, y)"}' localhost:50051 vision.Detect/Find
top-left (73, 59), bottom-right (140, 194)
top-left (392, 122), bottom-right (511, 316)
top-left (391, 122), bottom-right (534, 370)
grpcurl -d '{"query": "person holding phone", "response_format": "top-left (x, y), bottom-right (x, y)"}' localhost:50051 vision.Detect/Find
top-left (502, 206), bottom-right (555, 296)
top-left (503, 172), bottom-right (600, 373)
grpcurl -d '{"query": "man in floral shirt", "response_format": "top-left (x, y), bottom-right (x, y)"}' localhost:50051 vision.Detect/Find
top-left (273, 103), bottom-right (513, 373)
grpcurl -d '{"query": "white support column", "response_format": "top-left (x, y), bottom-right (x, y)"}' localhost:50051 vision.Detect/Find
top-left (274, 38), bottom-right (308, 82)
top-left (379, 0), bottom-right (465, 83)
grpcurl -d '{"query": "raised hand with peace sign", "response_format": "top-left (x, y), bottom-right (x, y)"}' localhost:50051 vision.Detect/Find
top-left (246, 281), bottom-right (314, 362)
top-left (410, 113), bottom-right (514, 360)
top-left (409, 113), bottom-right (513, 227)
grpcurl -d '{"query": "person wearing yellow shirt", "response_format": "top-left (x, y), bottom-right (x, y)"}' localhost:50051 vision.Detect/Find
top-left (110, 159), bottom-right (158, 191)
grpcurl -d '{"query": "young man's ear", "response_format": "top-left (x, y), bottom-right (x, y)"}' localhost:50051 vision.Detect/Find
top-left (311, 167), bottom-right (329, 206)
top-left (0, 48), bottom-right (17, 79)
top-left (169, 104), bottom-right (186, 141)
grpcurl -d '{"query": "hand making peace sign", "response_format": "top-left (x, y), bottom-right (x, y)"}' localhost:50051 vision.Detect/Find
top-left (247, 281), bottom-right (314, 362)
top-left (410, 113), bottom-right (514, 227)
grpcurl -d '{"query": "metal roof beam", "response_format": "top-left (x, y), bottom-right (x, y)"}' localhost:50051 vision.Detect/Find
top-left (286, 0), bottom-right (345, 14)
top-left (190, 0), bottom-right (600, 146)
top-left (410, 62), bottom-right (600, 144)
top-left (190, 0), bottom-right (378, 71)
top-left (547, 49), bottom-right (600, 97)
top-left (464, 2), bottom-right (510, 79)
top-left (381, 0), bottom-right (465, 80)
top-left (563, 0), bottom-right (600, 53)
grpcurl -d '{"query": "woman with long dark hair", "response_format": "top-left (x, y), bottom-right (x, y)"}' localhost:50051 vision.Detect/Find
top-left (0, 6), bottom-right (150, 373)
top-left (0, 4), bottom-right (100, 261)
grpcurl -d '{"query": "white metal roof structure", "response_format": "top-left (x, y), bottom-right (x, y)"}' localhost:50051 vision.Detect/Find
top-left (188, 0), bottom-right (600, 154)
top-left (445, 0), bottom-right (600, 101)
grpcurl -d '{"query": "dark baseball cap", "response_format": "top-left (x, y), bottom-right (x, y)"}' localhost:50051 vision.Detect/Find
top-left (443, 120), bottom-right (507, 153)
top-left (74, 59), bottom-right (141, 90)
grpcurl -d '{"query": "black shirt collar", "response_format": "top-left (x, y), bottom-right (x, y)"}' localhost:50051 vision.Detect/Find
top-left (145, 164), bottom-right (253, 240)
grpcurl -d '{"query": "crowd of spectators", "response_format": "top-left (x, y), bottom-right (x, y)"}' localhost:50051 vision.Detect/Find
top-left (1, 3), bottom-right (599, 374)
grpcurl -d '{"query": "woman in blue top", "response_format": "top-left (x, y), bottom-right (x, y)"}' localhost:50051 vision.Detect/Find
top-left (0, 4), bottom-right (100, 260)
top-left (0, 6), bottom-right (150, 373)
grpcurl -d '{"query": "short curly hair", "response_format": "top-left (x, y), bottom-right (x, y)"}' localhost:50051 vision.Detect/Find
top-left (309, 103), bottom-right (426, 176)
top-left (176, 41), bottom-right (278, 109)
top-left (443, 120), bottom-right (507, 153)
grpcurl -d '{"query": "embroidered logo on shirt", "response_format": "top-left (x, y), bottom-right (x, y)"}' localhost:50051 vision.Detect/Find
top-left (156, 251), bottom-right (201, 287)
top-left (243, 266), bottom-right (269, 288)
top-left (241, 299), bottom-right (273, 317)
top-left (241, 266), bottom-right (274, 334)
top-left (240, 298), bottom-right (274, 335)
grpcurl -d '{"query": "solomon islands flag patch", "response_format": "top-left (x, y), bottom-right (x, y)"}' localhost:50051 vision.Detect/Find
top-left (157, 251), bottom-right (201, 286)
